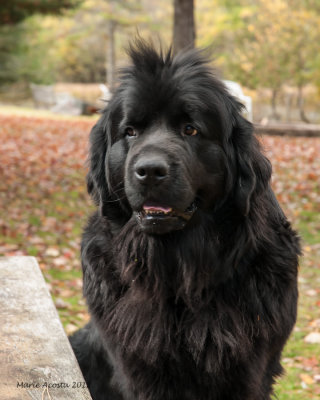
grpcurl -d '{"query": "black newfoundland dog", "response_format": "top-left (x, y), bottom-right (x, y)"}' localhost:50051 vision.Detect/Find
top-left (70, 41), bottom-right (300, 400)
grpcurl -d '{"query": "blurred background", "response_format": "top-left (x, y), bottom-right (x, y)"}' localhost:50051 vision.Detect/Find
top-left (0, 1), bottom-right (319, 399)
top-left (1, 0), bottom-right (320, 123)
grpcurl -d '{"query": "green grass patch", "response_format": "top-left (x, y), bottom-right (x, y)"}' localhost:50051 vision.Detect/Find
top-left (28, 215), bottom-right (41, 227)
top-left (297, 210), bottom-right (320, 245)
top-left (47, 268), bottom-right (82, 281)
top-left (27, 246), bottom-right (39, 256)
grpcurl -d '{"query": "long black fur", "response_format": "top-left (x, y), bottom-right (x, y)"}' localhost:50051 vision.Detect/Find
top-left (70, 41), bottom-right (300, 400)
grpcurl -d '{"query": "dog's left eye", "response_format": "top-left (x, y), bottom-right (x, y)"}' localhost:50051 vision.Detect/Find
top-left (183, 125), bottom-right (198, 136)
top-left (125, 127), bottom-right (137, 137)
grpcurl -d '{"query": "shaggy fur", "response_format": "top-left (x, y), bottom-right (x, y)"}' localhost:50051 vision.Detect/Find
top-left (70, 41), bottom-right (300, 400)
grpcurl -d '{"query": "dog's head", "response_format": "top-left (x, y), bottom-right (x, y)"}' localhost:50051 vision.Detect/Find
top-left (88, 41), bottom-right (271, 234)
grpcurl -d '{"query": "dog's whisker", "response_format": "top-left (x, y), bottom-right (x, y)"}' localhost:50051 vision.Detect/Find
top-left (105, 196), bottom-right (126, 204)
top-left (110, 186), bottom-right (125, 196)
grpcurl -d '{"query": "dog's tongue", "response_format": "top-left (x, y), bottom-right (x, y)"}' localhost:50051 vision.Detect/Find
top-left (143, 203), bottom-right (172, 213)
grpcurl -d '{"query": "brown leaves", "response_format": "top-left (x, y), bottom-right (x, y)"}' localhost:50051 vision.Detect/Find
top-left (260, 135), bottom-right (320, 220)
top-left (0, 114), bottom-right (95, 327)
top-left (0, 115), bottom-right (93, 246)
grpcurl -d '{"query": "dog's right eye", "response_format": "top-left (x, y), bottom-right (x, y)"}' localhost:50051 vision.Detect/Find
top-left (183, 124), bottom-right (198, 136)
top-left (125, 127), bottom-right (137, 137)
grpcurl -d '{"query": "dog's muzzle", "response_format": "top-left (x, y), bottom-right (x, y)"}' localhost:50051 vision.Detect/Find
top-left (134, 200), bottom-right (197, 234)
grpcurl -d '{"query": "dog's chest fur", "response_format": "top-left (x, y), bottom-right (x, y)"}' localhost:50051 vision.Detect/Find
top-left (82, 214), bottom-right (291, 383)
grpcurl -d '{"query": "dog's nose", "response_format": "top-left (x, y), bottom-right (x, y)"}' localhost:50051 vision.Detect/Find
top-left (134, 158), bottom-right (169, 185)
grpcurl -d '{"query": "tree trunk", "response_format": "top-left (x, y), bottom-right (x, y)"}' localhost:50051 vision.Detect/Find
top-left (285, 92), bottom-right (293, 123)
top-left (106, 19), bottom-right (116, 91)
top-left (173, 0), bottom-right (195, 54)
top-left (297, 85), bottom-right (310, 123)
top-left (270, 88), bottom-right (280, 121)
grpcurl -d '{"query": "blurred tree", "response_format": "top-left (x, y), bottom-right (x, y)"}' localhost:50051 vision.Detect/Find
top-left (0, 0), bottom-right (80, 85)
top-left (284, 7), bottom-right (320, 122)
top-left (68, 0), bottom-right (146, 88)
top-left (197, 0), bottom-right (320, 122)
top-left (0, 0), bottom-right (150, 86)
top-left (0, 26), bottom-right (24, 84)
top-left (229, 1), bottom-right (290, 120)
top-left (173, 0), bottom-right (195, 54)
top-left (56, 25), bottom-right (107, 83)
top-left (0, 0), bottom-right (81, 25)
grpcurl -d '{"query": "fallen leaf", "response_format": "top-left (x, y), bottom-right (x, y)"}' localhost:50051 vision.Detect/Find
top-left (65, 323), bottom-right (78, 335)
top-left (45, 248), bottom-right (60, 257)
top-left (309, 319), bottom-right (320, 328)
top-left (304, 332), bottom-right (320, 344)
top-left (300, 373), bottom-right (314, 385)
top-left (55, 298), bottom-right (70, 309)
top-left (306, 289), bottom-right (318, 297)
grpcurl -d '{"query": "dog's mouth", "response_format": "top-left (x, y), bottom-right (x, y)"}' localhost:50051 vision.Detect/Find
top-left (134, 200), bottom-right (198, 234)
top-left (140, 201), bottom-right (197, 220)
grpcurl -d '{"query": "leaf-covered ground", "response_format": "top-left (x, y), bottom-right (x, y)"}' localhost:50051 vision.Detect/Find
top-left (0, 113), bottom-right (319, 399)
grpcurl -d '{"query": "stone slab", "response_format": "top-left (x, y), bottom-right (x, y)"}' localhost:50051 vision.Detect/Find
top-left (0, 256), bottom-right (92, 400)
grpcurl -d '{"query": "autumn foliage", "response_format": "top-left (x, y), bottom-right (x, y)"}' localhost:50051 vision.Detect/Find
top-left (0, 115), bottom-right (91, 246)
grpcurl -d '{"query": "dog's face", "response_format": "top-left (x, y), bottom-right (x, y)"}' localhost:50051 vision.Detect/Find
top-left (111, 104), bottom-right (226, 234)
top-left (88, 43), bottom-right (271, 235)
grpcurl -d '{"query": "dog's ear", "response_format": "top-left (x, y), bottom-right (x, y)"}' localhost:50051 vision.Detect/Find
top-left (87, 119), bottom-right (109, 206)
top-left (231, 113), bottom-right (272, 216)
top-left (87, 99), bottom-right (122, 214)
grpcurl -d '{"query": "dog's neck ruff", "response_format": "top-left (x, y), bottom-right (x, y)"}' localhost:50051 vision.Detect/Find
top-left (92, 215), bottom-right (259, 371)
